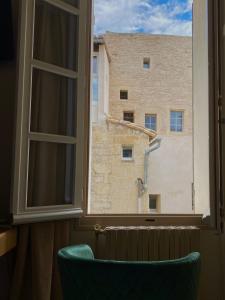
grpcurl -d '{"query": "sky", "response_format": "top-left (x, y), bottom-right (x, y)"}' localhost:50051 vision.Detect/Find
top-left (94, 0), bottom-right (193, 36)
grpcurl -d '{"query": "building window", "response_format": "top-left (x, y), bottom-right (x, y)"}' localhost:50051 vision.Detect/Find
top-left (145, 114), bottom-right (157, 131)
top-left (122, 146), bottom-right (133, 161)
top-left (120, 90), bottom-right (128, 100)
top-left (93, 55), bottom-right (98, 74)
top-left (123, 112), bottom-right (134, 123)
top-left (149, 195), bottom-right (160, 213)
top-left (92, 78), bottom-right (98, 102)
top-left (143, 57), bottom-right (150, 69)
top-left (170, 111), bottom-right (183, 132)
top-left (92, 55), bottom-right (99, 102)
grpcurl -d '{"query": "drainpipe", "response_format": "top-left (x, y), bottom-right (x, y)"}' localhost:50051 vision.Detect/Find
top-left (144, 137), bottom-right (162, 190)
top-left (136, 137), bottom-right (161, 213)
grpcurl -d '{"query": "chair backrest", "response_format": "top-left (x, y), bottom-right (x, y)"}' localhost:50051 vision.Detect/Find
top-left (58, 244), bottom-right (201, 300)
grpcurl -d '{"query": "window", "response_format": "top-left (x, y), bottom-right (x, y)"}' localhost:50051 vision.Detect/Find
top-left (12, 0), bottom-right (90, 223)
top-left (123, 112), bottom-right (134, 123)
top-left (122, 146), bottom-right (133, 161)
top-left (92, 55), bottom-right (99, 102)
top-left (170, 111), bottom-right (183, 132)
top-left (13, 0), bottom-right (220, 228)
top-left (120, 90), bottom-right (128, 100)
top-left (93, 78), bottom-right (98, 102)
top-left (93, 55), bottom-right (98, 74)
top-left (143, 57), bottom-right (150, 69)
top-left (86, 0), bottom-right (215, 222)
top-left (145, 114), bottom-right (157, 131)
top-left (149, 195), bottom-right (160, 213)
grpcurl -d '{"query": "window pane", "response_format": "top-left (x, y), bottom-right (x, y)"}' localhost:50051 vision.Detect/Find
top-left (170, 111), bottom-right (183, 132)
top-left (30, 68), bottom-right (77, 136)
top-left (120, 90), bottom-right (128, 100)
top-left (122, 147), bottom-right (133, 159)
top-left (27, 142), bottom-right (75, 207)
top-left (145, 114), bottom-right (156, 131)
top-left (124, 112), bottom-right (134, 122)
top-left (34, 0), bottom-right (79, 71)
top-left (143, 58), bottom-right (150, 69)
top-left (93, 78), bottom-right (98, 102)
top-left (93, 56), bottom-right (98, 74)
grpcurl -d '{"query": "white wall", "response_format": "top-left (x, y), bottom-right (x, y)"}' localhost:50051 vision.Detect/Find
top-left (148, 135), bottom-right (193, 213)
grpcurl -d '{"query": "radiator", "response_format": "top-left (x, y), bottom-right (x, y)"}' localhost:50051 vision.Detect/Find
top-left (95, 226), bottom-right (200, 261)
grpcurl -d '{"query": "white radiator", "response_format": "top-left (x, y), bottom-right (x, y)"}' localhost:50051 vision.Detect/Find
top-left (95, 226), bottom-right (200, 261)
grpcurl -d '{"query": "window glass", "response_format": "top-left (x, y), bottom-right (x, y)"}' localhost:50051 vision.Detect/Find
top-left (122, 146), bottom-right (133, 160)
top-left (170, 111), bottom-right (183, 132)
top-left (93, 56), bottom-right (98, 74)
top-left (120, 90), bottom-right (128, 100)
top-left (143, 58), bottom-right (150, 69)
top-left (30, 68), bottom-right (77, 137)
top-left (93, 78), bottom-right (99, 102)
top-left (145, 114), bottom-right (157, 131)
top-left (124, 112), bottom-right (134, 122)
top-left (27, 142), bottom-right (75, 207)
top-left (149, 196), bottom-right (157, 210)
top-left (34, 0), bottom-right (78, 71)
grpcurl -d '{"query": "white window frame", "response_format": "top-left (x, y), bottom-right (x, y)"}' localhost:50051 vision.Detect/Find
top-left (12, 0), bottom-right (90, 224)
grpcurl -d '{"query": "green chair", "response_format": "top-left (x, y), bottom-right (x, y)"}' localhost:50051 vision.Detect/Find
top-left (58, 244), bottom-right (200, 300)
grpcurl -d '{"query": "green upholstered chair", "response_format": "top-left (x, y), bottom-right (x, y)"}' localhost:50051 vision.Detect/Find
top-left (58, 244), bottom-right (200, 300)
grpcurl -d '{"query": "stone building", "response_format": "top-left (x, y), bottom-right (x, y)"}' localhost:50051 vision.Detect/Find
top-left (89, 32), bottom-right (193, 214)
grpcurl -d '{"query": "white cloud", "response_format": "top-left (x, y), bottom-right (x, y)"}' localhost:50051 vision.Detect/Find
top-left (94, 0), bottom-right (193, 36)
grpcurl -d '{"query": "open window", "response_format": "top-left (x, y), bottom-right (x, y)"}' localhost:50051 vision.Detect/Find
top-left (85, 0), bottom-right (220, 227)
top-left (12, 0), bottom-right (221, 228)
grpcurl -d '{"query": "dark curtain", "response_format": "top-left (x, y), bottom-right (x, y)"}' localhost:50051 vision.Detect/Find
top-left (10, 220), bottom-right (71, 300)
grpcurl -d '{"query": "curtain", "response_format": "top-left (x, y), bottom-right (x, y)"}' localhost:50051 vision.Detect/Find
top-left (10, 220), bottom-right (71, 300)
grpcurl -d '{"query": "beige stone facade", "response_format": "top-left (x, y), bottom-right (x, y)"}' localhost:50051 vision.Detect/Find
top-left (90, 33), bottom-right (193, 214)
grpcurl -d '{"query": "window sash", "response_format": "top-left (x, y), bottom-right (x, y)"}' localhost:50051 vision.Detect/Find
top-left (145, 114), bottom-right (157, 131)
top-left (170, 111), bottom-right (183, 132)
top-left (12, 0), bottom-right (90, 223)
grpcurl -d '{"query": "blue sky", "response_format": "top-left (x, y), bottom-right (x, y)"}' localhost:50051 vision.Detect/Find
top-left (94, 0), bottom-right (193, 36)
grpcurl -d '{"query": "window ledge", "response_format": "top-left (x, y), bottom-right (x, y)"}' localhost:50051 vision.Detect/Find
top-left (74, 214), bottom-right (206, 231)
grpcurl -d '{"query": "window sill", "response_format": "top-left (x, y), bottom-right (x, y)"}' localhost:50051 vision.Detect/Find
top-left (74, 214), bottom-right (207, 231)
